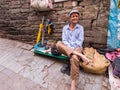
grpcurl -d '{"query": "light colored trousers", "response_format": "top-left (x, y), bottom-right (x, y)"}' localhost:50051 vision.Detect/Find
top-left (56, 41), bottom-right (82, 80)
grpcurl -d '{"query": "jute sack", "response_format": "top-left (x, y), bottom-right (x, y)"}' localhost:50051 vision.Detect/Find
top-left (80, 47), bottom-right (110, 74)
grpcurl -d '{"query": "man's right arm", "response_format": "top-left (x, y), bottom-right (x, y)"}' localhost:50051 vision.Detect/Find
top-left (62, 26), bottom-right (70, 46)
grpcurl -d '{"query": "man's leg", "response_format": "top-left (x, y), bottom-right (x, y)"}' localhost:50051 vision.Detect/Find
top-left (56, 41), bottom-right (79, 90)
top-left (70, 48), bottom-right (82, 90)
top-left (70, 54), bottom-right (80, 90)
top-left (71, 80), bottom-right (76, 90)
top-left (56, 41), bottom-right (86, 90)
top-left (56, 41), bottom-right (73, 56)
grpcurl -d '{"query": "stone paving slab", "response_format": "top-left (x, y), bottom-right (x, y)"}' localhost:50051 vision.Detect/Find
top-left (0, 38), bottom-right (110, 90)
top-left (0, 68), bottom-right (47, 90)
top-left (20, 44), bottom-right (33, 50)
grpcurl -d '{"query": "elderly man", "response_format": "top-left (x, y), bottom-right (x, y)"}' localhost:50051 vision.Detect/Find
top-left (56, 9), bottom-right (89, 90)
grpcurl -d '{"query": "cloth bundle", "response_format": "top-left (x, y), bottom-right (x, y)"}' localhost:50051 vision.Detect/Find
top-left (112, 57), bottom-right (120, 78)
top-left (30, 0), bottom-right (53, 11)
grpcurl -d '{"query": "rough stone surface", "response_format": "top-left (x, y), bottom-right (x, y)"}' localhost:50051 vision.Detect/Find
top-left (0, 38), bottom-right (111, 90)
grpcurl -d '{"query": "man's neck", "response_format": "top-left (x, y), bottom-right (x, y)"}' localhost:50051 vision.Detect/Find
top-left (70, 23), bottom-right (77, 30)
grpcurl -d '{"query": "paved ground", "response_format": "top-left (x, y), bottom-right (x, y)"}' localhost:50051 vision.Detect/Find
top-left (0, 38), bottom-right (110, 90)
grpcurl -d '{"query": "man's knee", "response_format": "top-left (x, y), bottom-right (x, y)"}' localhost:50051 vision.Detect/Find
top-left (56, 41), bottom-right (62, 47)
top-left (70, 55), bottom-right (79, 63)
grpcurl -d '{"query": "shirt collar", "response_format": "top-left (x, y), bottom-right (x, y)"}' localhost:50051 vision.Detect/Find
top-left (66, 24), bottom-right (79, 30)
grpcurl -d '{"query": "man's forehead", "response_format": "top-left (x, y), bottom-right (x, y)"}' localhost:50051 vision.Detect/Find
top-left (71, 13), bottom-right (79, 16)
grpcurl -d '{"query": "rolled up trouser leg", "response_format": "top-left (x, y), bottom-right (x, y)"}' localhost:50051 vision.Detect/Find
top-left (70, 48), bottom-right (82, 80)
top-left (56, 41), bottom-right (82, 80)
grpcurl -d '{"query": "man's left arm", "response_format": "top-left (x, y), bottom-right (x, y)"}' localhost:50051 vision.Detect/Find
top-left (76, 27), bottom-right (84, 48)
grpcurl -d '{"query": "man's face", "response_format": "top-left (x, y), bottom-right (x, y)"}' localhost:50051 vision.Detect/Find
top-left (70, 13), bottom-right (79, 24)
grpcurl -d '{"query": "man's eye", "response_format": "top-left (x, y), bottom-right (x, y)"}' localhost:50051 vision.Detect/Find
top-left (71, 16), bottom-right (78, 18)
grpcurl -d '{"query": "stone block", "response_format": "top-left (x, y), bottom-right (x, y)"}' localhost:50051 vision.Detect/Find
top-left (79, 20), bottom-right (91, 28)
top-left (83, 5), bottom-right (98, 20)
top-left (63, 1), bottom-right (73, 8)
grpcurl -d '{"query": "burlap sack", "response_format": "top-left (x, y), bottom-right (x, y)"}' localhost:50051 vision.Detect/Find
top-left (80, 47), bottom-right (110, 74)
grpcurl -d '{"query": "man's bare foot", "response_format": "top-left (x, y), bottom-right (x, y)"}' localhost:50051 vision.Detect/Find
top-left (82, 56), bottom-right (90, 65)
top-left (72, 51), bottom-right (90, 64)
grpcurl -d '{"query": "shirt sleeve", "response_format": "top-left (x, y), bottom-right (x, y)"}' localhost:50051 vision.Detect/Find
top-left (62, 26), bottom-right (70, 46)
top-left (76, 26), bottom-right (84, 48)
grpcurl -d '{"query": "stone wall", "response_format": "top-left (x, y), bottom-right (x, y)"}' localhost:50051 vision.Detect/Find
top-left (0, 0), bottom-right (110, 48)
